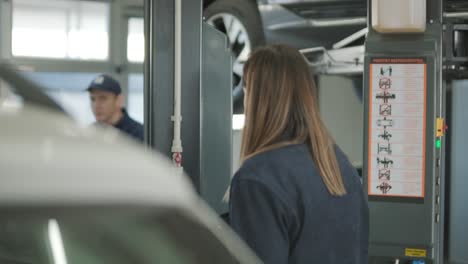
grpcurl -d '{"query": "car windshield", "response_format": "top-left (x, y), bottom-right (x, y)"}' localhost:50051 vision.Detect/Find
top-left (0, 207), bottom-right (241, 264)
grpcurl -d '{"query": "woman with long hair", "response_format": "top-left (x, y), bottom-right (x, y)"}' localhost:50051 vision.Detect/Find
top-left (229, 45), bottom-right (368, 263)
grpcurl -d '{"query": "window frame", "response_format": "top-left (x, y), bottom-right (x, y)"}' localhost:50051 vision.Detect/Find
top-left (0, 0), bottom-right (146, 125)
top-left (9, 0), bottom-right (112, 63)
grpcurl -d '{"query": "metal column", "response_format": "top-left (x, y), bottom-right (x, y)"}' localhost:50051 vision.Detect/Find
top-left (144, 0), bottom-right (233, 214)
top-left (144, 0), bottom-right (202, 188)
top-left (364, 0), bottom-right (445, 263)
top-left (447, 80), bottom-right (468, 264)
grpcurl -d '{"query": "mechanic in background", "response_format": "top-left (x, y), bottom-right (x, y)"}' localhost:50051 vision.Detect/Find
top-left (87, 74), bottom-right (143, 142)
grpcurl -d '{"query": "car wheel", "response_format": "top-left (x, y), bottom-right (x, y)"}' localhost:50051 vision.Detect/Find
top-left (204, 0), bottom-right (265, 113)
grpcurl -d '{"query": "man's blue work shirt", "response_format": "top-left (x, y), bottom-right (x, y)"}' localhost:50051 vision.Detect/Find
top-left (229, 143), bottom-right (369, 264)
top-left (114, 109), bottom-right (144, 142)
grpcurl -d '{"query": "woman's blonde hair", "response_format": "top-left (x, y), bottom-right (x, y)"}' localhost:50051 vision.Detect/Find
top-left (241, 44), bottom-right (346, 196)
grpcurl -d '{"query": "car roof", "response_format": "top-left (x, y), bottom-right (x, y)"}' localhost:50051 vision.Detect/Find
top-left (0, 103), bottom-right (197, 207)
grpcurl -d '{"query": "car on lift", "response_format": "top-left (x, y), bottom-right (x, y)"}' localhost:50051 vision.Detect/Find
top-left (203, 0), bottom-right (367, 110)
top-left (0, 64), bottom-right (260, 264)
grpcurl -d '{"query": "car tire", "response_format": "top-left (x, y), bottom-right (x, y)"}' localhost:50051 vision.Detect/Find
top-left (204, 0), bottom-right (265, 113)
top-left (204, 0), bottom-right (265, 49)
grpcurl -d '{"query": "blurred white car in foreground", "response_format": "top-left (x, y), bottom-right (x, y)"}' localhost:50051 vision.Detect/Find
top-left (0, 64), bottom-right (260, 264)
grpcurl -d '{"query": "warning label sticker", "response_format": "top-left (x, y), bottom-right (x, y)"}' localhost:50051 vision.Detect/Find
top-left (405, 248), bottom-right (427, 257)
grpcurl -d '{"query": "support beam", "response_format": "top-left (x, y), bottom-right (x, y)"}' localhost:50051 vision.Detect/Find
top-left (144, 0), bottom-right (202, 189)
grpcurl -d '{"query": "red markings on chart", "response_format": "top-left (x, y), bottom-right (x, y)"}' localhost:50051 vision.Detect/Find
top-left (379, 104), bottom-right (392, 116)
top-left (379, 77), bottom-right (392, 90)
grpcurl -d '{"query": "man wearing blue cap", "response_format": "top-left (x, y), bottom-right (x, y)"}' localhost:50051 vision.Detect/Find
top-left (87, 74), bottom-right (144, 142)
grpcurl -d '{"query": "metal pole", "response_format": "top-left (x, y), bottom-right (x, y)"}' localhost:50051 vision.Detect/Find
top-left (172, 0), bottom-right (183, 167)
top-left (143, 0), bottom-right (153, 146)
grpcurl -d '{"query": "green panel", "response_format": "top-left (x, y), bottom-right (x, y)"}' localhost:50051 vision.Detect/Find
top-left (364, 22), bottom-right (444, 262)
top-left (200, 23), bottom-right (232, 214)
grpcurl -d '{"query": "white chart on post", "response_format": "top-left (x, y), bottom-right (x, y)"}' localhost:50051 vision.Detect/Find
top-left (368, 58), bottom-right (426, 198)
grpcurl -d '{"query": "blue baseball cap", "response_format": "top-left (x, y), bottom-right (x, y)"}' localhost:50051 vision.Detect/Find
top-left (86, 74), bottom-right (121, 95)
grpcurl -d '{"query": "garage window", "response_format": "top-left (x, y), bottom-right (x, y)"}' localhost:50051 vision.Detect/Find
top-left (21, 71), bottom-right (97, 124)
top-left (127, 17), bottom-right (144, 63)
top-left (128, 73), bottom-right (144, 124)
top-left (12, 0), bottom-right (110, 60)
